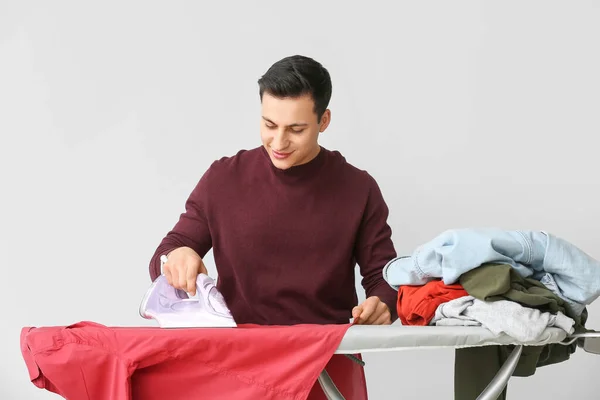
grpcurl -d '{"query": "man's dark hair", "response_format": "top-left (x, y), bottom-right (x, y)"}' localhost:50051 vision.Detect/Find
top-left (258, 55), bottom-right (332, 121)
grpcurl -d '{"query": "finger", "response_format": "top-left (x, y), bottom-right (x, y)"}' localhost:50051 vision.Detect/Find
top-left (352, 306), bottom-right (362, 320)
top-left (358, 298), bottom-right (377, 321)
top-left (171, 266), bottom-right (180, 289)
top-left (374, 308), bottom-right (392, 325)
top-left (364, 309), bottom-right (380, 324)
top-left (178, 266), bottom-right (187, 291)
top-left (186, 267), bottom-right (197, 296)
top-left (198, 259), bottom-right (208, 275)
top-left (363, 299), bottom-right (388, 324)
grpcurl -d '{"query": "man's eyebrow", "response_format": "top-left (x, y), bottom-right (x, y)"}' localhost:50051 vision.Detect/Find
top-left (261, 117), bottom-right (308, 127)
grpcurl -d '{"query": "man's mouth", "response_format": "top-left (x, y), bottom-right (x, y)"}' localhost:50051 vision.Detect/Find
top-left (272, 149), bottom-right (293, 160)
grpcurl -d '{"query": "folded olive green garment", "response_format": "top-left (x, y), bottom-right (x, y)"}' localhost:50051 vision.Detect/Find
top-left (459, 262), bottom-right (586, 331)
top-left (454, 263), bottom-right (588, 399)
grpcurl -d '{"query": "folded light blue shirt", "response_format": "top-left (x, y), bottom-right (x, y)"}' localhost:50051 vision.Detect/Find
top-left (382, 228), bottom-right (600, 306)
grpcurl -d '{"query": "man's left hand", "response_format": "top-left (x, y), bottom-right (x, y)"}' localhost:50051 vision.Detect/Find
top-left (352, 296), bottom-right (392, 325)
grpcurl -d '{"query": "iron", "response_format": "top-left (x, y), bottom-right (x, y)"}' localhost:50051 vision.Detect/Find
top-left (139, 255), bottom-right (237, 328)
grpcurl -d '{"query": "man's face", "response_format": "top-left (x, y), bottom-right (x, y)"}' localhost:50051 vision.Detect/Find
top-left (260, 92), bottom-right (330, 170)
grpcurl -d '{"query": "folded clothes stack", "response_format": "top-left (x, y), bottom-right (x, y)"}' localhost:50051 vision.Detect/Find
top-left (394, 263), bottom-right (584, 342)
top-left (383, 228), bottom-right (600, 375)
top-left (383, 228), bottom-right (600, 332)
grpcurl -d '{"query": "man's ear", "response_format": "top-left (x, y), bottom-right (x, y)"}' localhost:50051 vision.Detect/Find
top-left (319, 109), bottom-right (331, 132)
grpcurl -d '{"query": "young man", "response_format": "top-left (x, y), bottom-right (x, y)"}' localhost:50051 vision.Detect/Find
top-left (149, 55), bottom-right (398, 398)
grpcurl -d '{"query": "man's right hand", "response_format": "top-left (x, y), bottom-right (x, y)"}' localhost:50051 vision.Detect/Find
top-left (162, 246), bottom-right (208, 296)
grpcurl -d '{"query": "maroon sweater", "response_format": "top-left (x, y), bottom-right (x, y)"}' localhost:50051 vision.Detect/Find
top-left (150, 146), bottom-right (398, 325)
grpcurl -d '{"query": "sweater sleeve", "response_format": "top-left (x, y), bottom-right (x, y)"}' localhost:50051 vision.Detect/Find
top-left (148, 166), bottom-right (214, 281)
top-left (354, 174), bottom-right (399, 321)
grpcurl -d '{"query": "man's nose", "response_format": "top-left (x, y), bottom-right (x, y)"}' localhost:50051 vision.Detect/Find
top-left (272, 129), bottom-right (289, 150)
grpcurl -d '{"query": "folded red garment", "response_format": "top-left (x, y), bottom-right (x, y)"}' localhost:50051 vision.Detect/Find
top-left (397, 280), bottom-right (468, 325)
top-left (20, 321), bottom-right (364, 400)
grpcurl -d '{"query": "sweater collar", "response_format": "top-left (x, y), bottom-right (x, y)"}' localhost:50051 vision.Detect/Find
top-left (260, 145), bottom-right (327, 178)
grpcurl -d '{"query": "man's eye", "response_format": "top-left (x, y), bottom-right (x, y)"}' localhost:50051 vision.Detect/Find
top-left (266, 124), bottom-right (276, 129)
top-left (291, 129), bottom-right (305, 134)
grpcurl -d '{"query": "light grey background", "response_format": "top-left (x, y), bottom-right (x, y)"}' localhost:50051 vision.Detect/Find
top-left (1, 1), bottom-right (599, 399)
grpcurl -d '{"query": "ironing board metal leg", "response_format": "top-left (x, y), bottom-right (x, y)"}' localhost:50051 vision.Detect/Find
top-left (317, 370), bottom-right (346, 400)
top-left (476, 345), bottom-right (523, 400)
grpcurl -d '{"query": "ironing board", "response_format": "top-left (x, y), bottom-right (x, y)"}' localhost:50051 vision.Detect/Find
top-left (317, 325), bottom-right (600, 400)
top-left (136, 270), bottom-right (600, 399)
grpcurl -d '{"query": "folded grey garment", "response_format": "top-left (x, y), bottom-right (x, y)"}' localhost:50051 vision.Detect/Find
top-left (435, 318), bottom-right (481, 327)
top-left (430, 296), bottom-right (575, 342)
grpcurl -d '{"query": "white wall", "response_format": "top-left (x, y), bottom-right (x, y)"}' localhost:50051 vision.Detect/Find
top-left (2, 1), bottom-right (599, 398)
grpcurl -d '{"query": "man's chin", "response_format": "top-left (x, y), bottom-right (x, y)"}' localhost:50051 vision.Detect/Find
top-left (270, 157), bottom-right (294, 170)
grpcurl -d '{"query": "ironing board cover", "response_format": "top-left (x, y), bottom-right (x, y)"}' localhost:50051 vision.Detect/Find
top-left (20, 321), bottom-right (364, 400)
